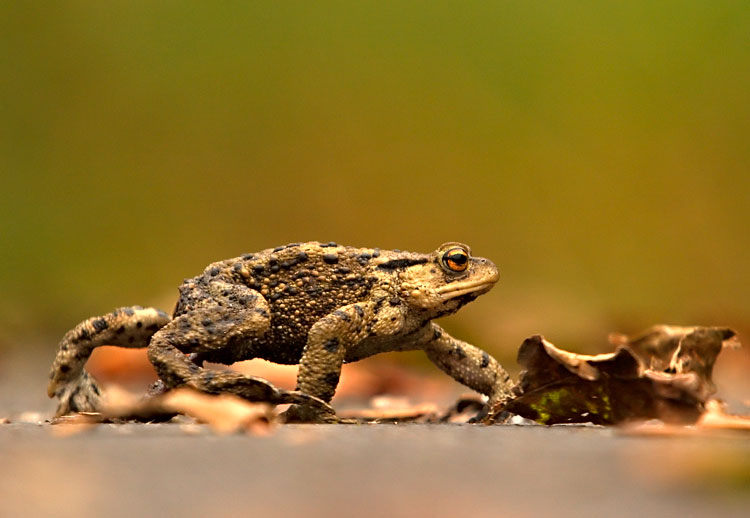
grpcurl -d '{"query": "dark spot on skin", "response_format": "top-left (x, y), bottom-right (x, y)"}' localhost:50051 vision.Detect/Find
top-left (128, 336), bottom-right (135, 344)
top-left (388, 298), bottom-right (401, 306)
top-left (78, 328), bottom-right (90, 341)
top-left (91, 384), bottom-right (100, 396)
top-left (297, 251), bottom-right (309, 262)
top-left (354, 305), bottom-right (364, 318)
top-left (452, 346), bottom-right (467, 361)
top-left (116, 325), bottom-right (126, 334)
top-left (270, 265), bottom-right (280, 273)
top-left (281, 261), bottom-right (293, 269)
top-left (209, 267), bottom-right (220, 276)
top-left (92, 318), bottom-right (108, 332)
top-left (146, 323), bottom-right (160, 332)
top-left (233, 263), bottom-right (243, 273)
top-left (323, 372), bottom-right (340, 388)
top-left (324, 337), bottom-right (340, 353)
top-left (270, 293), bottom-right (282, 301)
top-left (68, 385), bottom-right (80, 402)
top-left (124, 308), bottom-right (135, 316)
top-left (253, 264), bottom-right (265, 274)
top-left (286, 286), bottom-right (298, 295)
top-left (179, 319), bottom-right (191, 330)
top-left (333, 310), bottom-right (351, 322)
top-left (323, 253), bottom-right (339, 264)
top-left (60, 364), bottom-right (71, 373)
top-left (136, 321), bottom-right (143, 328)
top-left (201, 319), bottom-right (212, 327)
top-left (269, 257), bottom-right (278, 266)
top-left (321, 242), bottom-right (338, 248)
top-left (376, 258), bottom-right (428, 270)
top-left (273, 246), bottom-right (285, 252)
top-left (242, 253), bottom-right (255, 260)
top-left (481, 352), bottom-right (490, 368)
top-left (269, 279), bottom-right (279, 288)
top-left (433, 328), bottom-right (442, 340)
top-left (336, 267), bottom-right (351, 274)
top-left (254, 308), bottom-right (269, 317)
top-left (430, 268), bottom-right (436, 274)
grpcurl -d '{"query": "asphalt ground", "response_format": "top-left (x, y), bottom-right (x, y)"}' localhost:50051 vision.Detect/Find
top-left (1, 351), bottom-right (749, 518)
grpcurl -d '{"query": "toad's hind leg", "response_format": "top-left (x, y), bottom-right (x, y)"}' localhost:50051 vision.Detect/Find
top-left (48, 306), bottom-right (172, 416)
top-left (147, 282), bottom-right (331, 410)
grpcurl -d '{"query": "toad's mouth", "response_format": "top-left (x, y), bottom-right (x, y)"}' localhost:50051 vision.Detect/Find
top-left (436, 272), bottom-right (499, 301)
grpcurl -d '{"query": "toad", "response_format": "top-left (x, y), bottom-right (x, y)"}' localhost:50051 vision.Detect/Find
top-left (48, 242), bottom-right (514, 421)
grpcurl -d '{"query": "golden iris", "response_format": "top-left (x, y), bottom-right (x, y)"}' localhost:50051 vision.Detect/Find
top-left (442, 247), bottom-right (469, 272)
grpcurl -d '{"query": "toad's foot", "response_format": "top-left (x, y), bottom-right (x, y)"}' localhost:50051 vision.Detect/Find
top-left (48, 370), bottom-right (104, 416)
top-left (280, 402), bottom-right (338, 423)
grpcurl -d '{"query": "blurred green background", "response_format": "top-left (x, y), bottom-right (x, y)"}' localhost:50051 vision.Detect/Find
top-left (1, 2), bottom-right (748, 359)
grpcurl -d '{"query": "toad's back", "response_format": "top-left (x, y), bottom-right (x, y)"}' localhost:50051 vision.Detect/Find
top-left (173, 242), bottom-right (406, 362)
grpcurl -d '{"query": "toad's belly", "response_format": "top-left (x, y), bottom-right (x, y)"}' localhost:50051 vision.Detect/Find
top-left (343, 334), bottom-right (421, 363)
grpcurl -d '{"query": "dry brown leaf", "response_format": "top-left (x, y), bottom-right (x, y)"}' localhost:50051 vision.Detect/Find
top-left (49, 384), bottom-right (276, 435)
top-left (623, 400), bottom-right (750, 437)
top-left (87, 347), bottom-right (158, 384)
top-left (338, 396), bottom-right (439, 422)
top-left (48, 413), bottom-right (102, 437)
top-left (492, 326), bottom-right (740, 426)
top-left (335, 395), bottom-right (490, 424)
top-left (697, 399), bottom-right (750, 431)
top-left (160, 389), bottom-right (275, 435)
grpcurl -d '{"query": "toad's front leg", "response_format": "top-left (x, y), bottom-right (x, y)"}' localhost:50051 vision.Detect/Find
top-left (420, 323), bottom-right (515, 406)
top-left (285, 302), bottom-right (383, 422)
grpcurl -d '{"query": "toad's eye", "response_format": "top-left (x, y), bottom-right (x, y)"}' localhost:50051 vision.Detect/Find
top-left (441, 247), bottom-right (469, 273)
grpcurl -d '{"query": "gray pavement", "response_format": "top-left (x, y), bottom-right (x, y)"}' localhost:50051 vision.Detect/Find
top-left (2, 350), bottom-right (749, 518)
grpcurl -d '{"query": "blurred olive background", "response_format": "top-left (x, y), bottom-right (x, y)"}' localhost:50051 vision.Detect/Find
top-left (1, 2), bottom-right (748, 360)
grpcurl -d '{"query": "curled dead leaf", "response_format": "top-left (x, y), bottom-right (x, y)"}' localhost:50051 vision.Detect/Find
top-left (338, 396), bottom-right (439, 422)
top-left (160, 389), bottom-right (275, 435)
top-left (492, 326), bottom-right (741, 426)
top-left (697, 399), bottom-right (750, 431)
top-left (49, 384), bottom-right (276, 435)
